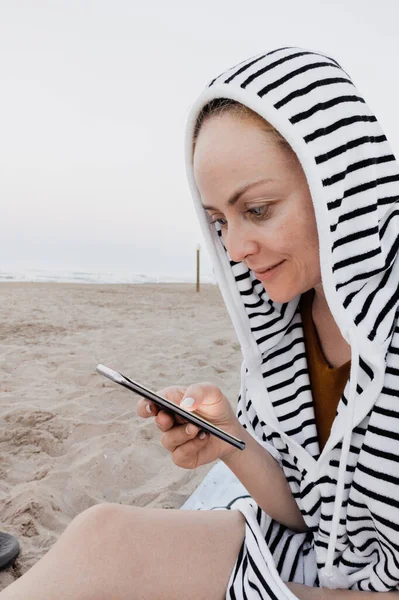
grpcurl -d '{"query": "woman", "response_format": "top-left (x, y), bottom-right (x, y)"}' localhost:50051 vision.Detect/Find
top-left (2, 47), bottom-right (399, 599)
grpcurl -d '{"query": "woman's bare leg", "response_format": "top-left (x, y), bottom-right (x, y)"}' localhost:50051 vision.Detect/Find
top-left (0, 504), bottom-right (245, 600)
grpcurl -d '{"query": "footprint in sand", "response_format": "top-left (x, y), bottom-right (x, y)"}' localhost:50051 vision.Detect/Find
top-left (214, 338), bottom-right (228, 346)
top-left (1, 410), bottom-right (69, 457)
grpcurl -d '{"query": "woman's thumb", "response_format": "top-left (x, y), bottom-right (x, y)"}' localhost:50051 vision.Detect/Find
top-left (180, 383), bottom-right (224, 412)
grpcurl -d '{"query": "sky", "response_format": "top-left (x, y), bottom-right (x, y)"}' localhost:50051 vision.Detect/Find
top-left (2, 0), bottom-right (399, 279)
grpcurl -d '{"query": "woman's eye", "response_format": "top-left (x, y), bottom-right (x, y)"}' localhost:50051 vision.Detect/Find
top-left (248, 205), bottom-right (267, 217)
top-left (247, 204), bottom-right (269, 217)
top-left (210, 217), bottom-right (227, 227)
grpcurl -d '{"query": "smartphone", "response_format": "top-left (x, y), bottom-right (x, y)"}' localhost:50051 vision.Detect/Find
top-left (96, 364), bottom-right (246, 451)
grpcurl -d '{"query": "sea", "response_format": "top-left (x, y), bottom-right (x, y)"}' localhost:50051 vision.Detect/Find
top-left (0, 268), bottom-right (216, 285)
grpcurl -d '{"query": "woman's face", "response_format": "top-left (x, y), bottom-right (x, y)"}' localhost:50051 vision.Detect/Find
top-left (193, 112), bottom-right (321, 304)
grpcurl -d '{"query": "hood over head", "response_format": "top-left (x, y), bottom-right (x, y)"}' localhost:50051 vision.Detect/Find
top-left (185, 47), bottom-right (399, 361)
top-left (184, 46), bottom-right (399, 589)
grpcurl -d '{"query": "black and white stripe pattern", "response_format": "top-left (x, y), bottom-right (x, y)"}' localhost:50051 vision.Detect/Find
top-left (185, 47), bottom-right (399, 597)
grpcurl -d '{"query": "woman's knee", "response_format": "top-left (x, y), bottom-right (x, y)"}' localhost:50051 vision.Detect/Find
top-left (64, 503), bottom-right (142, 548)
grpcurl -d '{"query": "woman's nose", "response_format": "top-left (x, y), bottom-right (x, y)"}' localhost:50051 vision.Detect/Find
top-left (224, 224), bottom-right (258, 263)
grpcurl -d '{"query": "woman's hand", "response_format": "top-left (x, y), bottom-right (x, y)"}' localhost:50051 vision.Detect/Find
top-left (137, 382), bottom-right (308, 532)
top-left (136, 382), bottom-right (243, 469)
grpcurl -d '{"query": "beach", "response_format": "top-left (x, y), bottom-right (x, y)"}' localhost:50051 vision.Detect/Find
top-left (0, 282), bottom-right (242, 590)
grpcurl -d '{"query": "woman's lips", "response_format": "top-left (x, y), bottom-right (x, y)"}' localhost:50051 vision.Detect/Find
top-left (253, 260), bottom-right (285, 281)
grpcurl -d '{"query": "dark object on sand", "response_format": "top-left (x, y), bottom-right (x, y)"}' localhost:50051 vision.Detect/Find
top-left (0, 532), bottom-right (20, 570)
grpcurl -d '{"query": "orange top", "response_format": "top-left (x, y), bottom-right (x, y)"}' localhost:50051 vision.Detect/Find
top-left (300, 289), bottom-right (351, 452)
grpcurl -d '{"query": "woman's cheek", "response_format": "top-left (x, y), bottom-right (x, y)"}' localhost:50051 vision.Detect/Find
top-left (266, 218), bottom-right (294, 255)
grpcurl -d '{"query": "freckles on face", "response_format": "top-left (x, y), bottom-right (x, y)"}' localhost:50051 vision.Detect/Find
top-left (193, 112), bottom-right (321, 302)
top-left (278, 186), bottom-right (321, 288)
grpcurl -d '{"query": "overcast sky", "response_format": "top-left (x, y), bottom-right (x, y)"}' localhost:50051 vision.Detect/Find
top-left (1, 0), bottom-right (399, 278)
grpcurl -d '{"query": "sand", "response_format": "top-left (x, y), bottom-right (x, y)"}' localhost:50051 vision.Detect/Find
top-left (0, 282), bottom-right (242, 590)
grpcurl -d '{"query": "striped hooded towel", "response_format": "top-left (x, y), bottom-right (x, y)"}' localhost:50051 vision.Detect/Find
top-left (184, 47), bottom-right (399, 598)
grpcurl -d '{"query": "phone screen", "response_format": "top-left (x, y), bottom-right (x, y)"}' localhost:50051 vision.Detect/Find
top-left (96, 364), bottom-right (245, 451)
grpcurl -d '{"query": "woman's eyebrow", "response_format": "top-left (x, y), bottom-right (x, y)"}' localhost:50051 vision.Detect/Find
top-left (201, 177), bottom-right (276, 211)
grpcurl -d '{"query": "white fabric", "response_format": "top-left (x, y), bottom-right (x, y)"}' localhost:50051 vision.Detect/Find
top-left (181, 461), bottom-right (249, 511)
top-left (184, 47), bottom-right (399, 597)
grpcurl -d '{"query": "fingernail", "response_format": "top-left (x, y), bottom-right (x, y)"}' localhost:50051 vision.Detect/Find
top-left (186, 424), bottom-right (191, 435)
top-left (199, 431), bottom-right (206, 440)
top-left (181, 397), bottom-right (195, 408)
top-left (145, 403), bottom-right (152, 414)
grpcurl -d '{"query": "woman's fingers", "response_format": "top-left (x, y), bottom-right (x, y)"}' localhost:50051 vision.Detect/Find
top-left (157, 386), bottom-right (186, 405)
top-left (136, 385), bottom-right (186, 420)
top-left (136, 398), bottom-right (159, 418)
top-left (136, 382), bottom-right (234, 469)
top-left (136, 402), bottom-right (176, 432)
top-left (155, 410), bottom-right (175, 432)
top-left (161, 422), bottom-right (207, 453)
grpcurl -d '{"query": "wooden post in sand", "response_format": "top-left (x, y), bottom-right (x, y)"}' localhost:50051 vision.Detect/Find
top-left (196, 244), bottom-right (200, 293)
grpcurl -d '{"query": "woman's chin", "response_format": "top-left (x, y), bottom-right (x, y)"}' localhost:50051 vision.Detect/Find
top-left (262, 284), bottom-right (300, 305)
